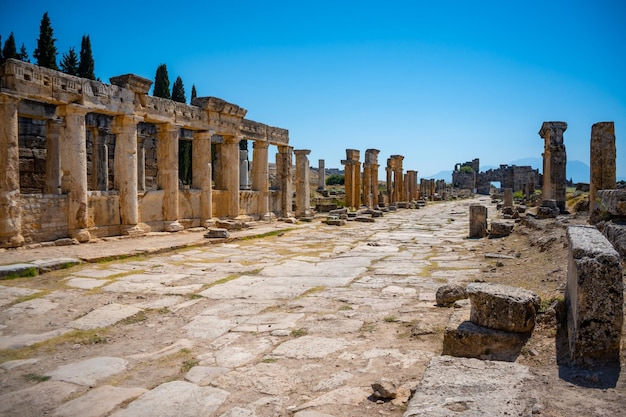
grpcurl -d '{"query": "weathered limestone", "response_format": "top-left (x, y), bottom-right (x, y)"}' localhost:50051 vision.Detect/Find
top-left (469, 204), bottom-right (487, 238)
top-left (503, 188), bottom-right (513, 207)
top-left (489, 220), bottom-right (514, 238)
top-left (566, 226), bottom-right (623, 364)
top-left (0, 94), bottom-right (24, 248)
top-left (294, 149), bottom-right (312, 218)
top-left (276, 145), bottom-right (294, 218)
top-left (192, 130), bottom-right (213, 225)
top-left (57, 104), bottom-right (91, 242)
top-left (435, 284), bottom-right (467, 306)
top-left (222, 136), bottom-right (241, 219)
top-left (386, 155), bottom-right (405, 204)
top-left (362, 149), bottom-right (380, 208)
top-left (156, 124), bottom-right (184, 231)
top-left (341, 149), bottom-right (361, 209)
top-left (406, 170), bottom-right (418, 201)
top-left (589, 122), bottom-right (616, 213)
top-left (317, 159), bottom-right (325, 191)
top-left (251, 141), bottom-right (269, 218)
top-left (539, 121), bottom-right (567, 212)
top-left (466, 283), bottom-right (540, 333)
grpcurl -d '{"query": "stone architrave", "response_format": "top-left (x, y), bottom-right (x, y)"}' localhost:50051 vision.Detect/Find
top-left (193, 130), bottom-right (213, 224)
top-left (566, 225), bottom-right (623, 364)
top-left (57, 104), bottom-right (91, 243)
top-left (0, 94), bottom-right (24, 248)
top-left (112, 114), bottom-right (143, 235)
top-left (539, 121), bottom-right (567, 212)
top-left (469, 204), bottom-right (487, 238)
top-left (156, 123), bottom-right (184, 232)
top-left (317, 159), bottom-right (326, 191)
top-left (589, 122), bottom-right (616, 212)
top-left (294, 149), bottom-right (312, 218)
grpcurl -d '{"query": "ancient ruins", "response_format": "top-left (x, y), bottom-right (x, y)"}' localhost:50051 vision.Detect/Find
top-left (0, 59), bottom-right (316, 248)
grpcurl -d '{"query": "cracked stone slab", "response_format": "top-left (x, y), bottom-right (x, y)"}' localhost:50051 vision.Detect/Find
top-left (109, 381), bottom-right (230, 417)
top-left (5, 297), bottom-right (58, 316)
top-left (0, 285), bottom-right (39, 307)
top-left (0, 328), bottom-right (71, 349)
top-left (65, 277), bottom-right (110, 289)
top-left (403, 355), bottom-right (533, 417)
top-left (69, 303), bottom-right (142, 330)
top-left (47, 356), bottom-right (128, 386)
top-left (0, 381), bottom-right (79, 415)
top-left (272, 336), bottom-right (352, 359)
top-left (233, 312), bottom-right (305, 333)
top-left (52, 385), bottom-right (147, 417)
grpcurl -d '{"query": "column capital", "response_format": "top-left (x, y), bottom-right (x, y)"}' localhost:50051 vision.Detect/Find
top-left (278, 145), bottom-right (293, 153)
top-left (253, 140), bottom-right (270, 149)
top-left (56, 103), bottom-right (89, 117)
top-left (294, 149), bottom-right (311, 156)
top-left (111, 114), bottom-right (143, 134)
top-left (0, 93), bottom-right (21, 105)
top-left (539, 121), bottom-right (567, 144)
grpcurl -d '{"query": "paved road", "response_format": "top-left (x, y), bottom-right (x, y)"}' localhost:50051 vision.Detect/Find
top-left (1, 197), bottom-right (535, 417)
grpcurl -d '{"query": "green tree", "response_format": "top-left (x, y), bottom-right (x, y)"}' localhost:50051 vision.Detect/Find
top-left (0, 36), bottom-right (3, 63)
top-left (17, 43), bottom-right (29, 62)
top-left (191, 84), bottom-right (197, 101)
top-left (2, 32), bottom-right (18, 63)
top-left (459, 165), bottom-right (474, 174)
top-left (172, 76), bottom-right (186, 103)
top-left (78, 35), bottom-right (95, 79)
top-left (33, 12), bottom-right (59, 70)
top-left (326, 174), bottom-right (345, 186)
top-left (60, 47), bottom-right (79, 75)
top-left (153, 64), bottom-right (170, 99)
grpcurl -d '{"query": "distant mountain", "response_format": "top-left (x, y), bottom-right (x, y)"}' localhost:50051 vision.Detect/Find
top-left (424, 158), bottom-right (593, 183)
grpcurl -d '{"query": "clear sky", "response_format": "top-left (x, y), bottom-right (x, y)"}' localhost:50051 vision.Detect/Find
top-left (2, 0), bottom-right (625, 180)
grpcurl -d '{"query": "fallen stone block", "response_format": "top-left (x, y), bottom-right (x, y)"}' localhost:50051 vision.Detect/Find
top-left (435, 284), bottom-right (467, 306)
top-left (566, 225), bottom-right (623, 364)
top-left (595, 189), bottom-right (626, 217)
top-left (215, 219), bottom-right (243, 230)
top-left (467, 283), bottom-right (540, 333)
top-left (204, 228), bottom-right (230, 239)
top-left (489, 220), bottom-right (514, 238)
top-left (600, 221), bottom-right (626, 258)
top-left (0, 263), bottom-right (38, 279)
top-left (328, 208), bottom-right (348, 216)
top-left (324, 218), bottom-right (346, 226)
top-left (355, 216), bottom-right (375, 223)
top-left (442, 308), bottom-right (530, 362)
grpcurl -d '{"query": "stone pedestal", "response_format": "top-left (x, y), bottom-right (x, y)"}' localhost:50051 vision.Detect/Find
top-left (0, 95), bottom-right (24, 247)
top-left (294, 149), bottom-right (311, 218)
top-left (58, 104), bottom-right (91, 242)
top-left (503, 188), bottom-right (513, 207)
top-left (539, 121), bottom-right (567, 212)
top-left (589, 122), bottom-right (616, 213)
top-left (566, 225), bottom-right (623, 364)
top-left (469, 205), bottom-right (487, 238)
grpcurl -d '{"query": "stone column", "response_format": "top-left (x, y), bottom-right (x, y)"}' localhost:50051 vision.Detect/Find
top-left (277, 145), bottom-right (293, 217)
top-left (392, 155), bottom-right (404, 202)
top-left (137, 136), bottom-right (145, 192)
top-left (317, 159), bottom-right (326, 191)
top-left (239, 148), bottom-right (250, 190)
top-left (157, 123), bottom-right (183, 231)
top-left (193, 130), bottom-right (213, 225)
top-left (539, 121), bottom-right (567, 211)
top-left (366, 149), bottom-right (380, 207)
top-left (386, 162), bottom-right (393, 205)
top-left (503, 188), bottom-right (513, 207)
top-left (407, 170), bottom-right (418, 201)
top-left (0, 95), bottom-right (24, 248)
top-left (342, 149), bottom-right (360, 209)
top-left (57, 104), bottom-right (91, 242)
top-left (45, 117), bottom-right (63, 195)
top-left (295, 149), bottom-right (311, 218)
top-left (362, 163), bottom-right (372, 207)
top-left (222, 135), bottom-right (241, 218)
top-left (342, 160), bottom-right (353, 208)
top-left (252, 141), bottom-right (270, 217)
top-left (469, 204), bottom-right (488, 238)
top-left (589, 122), bottom-right (616, 213)
top-left (112, 114), bottom-right (143, 235)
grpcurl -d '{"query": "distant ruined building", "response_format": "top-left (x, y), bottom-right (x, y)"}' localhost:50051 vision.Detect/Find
top-left (452, 158), bottom-right (540, 196)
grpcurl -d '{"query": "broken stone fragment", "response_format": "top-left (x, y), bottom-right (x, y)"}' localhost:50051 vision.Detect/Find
top-left (436, 284), bottom-right (467, 306)
top-left (489, 220), bottom-right (514, 238)
top-left (371, 378), bottom-right (397, 400)
top-left (467, 283), bottom-right (540, 333)
top-left (204, 228), bottom-right (229, 239)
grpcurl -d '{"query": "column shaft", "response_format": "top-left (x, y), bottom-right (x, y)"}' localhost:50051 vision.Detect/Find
top-left (252, 141), bottom-right (269, 216)
top-left (193, 130), bottom-right (213, 223)
top-left (295, 149), bottom-right (311, 217)
top-left (112, 114), bottom-right (141, 232)
top-left (157, 123), bottom-right (183, 231)
top-left (222, 136), bottom-right (241, 218)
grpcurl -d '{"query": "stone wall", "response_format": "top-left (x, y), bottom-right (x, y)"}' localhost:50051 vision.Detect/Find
top-left (20, 194), bottom-right (69, 243)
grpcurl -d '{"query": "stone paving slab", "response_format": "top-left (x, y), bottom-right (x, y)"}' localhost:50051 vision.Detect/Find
top-left (51, 385), bottom-right (148, 417)
top-left (47, 356), bottom-right (129, 386)
top-left (69, 303), bottom-right (142, 330)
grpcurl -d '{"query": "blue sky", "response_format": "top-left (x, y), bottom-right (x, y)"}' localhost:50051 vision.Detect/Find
top-left (2, 0), bottom-right (625, 181)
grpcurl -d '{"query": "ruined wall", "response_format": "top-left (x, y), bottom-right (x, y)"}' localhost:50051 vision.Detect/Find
top-left (20, 194), bottom-right (68, 243)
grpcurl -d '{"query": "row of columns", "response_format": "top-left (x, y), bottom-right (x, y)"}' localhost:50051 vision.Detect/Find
top-left (0, 95), bottom-right (304, 247)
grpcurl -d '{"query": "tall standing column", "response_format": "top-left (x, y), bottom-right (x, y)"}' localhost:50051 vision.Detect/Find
top-left (157, 123), bottom-right (183, 231)
top-left (277, 145), bottom-right (293, 217)
top-left (251, 141), bottom-right (269, 217)
top-left (317, 159), bottom-right (326, 191)
top-left (589, 122), bottom-right (616, 213)
top-left (362, 162), bottom-right (372, 207)
top-left (193, 130), bottom-right (213, 225)
top-left (342, 149), bottom-right (360, 209)
top-left (295, 149), bottom-right (311, 218)
top-left (342, 160), bottom-right (353, 208)
top-left (0, 95), bottom-right (24, 248)
top-left (45, 117), bottom-right (62, 194)
top-left (112, 114), bottom-right (143, 235)
top-left (539, 121), bottom-right (567, 211)
top-left (365, 149), bottom-right (380, 207)
top-left (57, 104), bottom-right (91, 242)
top-left (222, 135), bottom-right (241, 218)
top-left (386, 162), bottom-right (393, 205)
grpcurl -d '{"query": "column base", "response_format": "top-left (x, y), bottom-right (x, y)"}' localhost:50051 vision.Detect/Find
top-left (263, 212), bottom-right (277, 222)
top-left (71, 229), bottom-right (91, 243)
top-left (0, 234), bottom-right (25, 248)
top-left (122, 224), bottom-right (149, 237)
top-left (164, 221), bottom-right (184, 232)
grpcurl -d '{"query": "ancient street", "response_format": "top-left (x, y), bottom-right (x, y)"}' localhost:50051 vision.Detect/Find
top-left (1, 198), bottom-right (624, 417)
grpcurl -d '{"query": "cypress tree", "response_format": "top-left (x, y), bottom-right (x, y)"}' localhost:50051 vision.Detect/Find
top-left (191, 84), bottom-right (197, 101)
top-left (2, 33), bottom-right (18, 63)
top-left (78, 35), bottom-right (95, 79)
top-left (0, 36), bottom-right (3, 64)
top-left (172, 76), bottom-right (186, 103)
top-left (60, 47), bottom-right (79, 76)
top-left (153, 64), bottom-right (170, 99)
top-left (33, 12), bottom-right (59, 70)
top-left (18, 43), bottom-right (29, 62)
